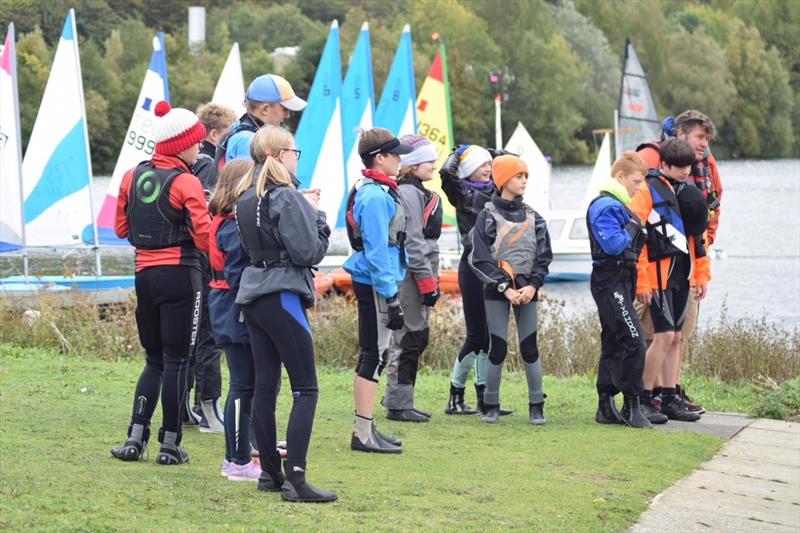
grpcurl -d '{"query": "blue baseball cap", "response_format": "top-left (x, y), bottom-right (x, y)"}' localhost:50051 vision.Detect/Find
top-left (246, 74), bottom-right (307, 111)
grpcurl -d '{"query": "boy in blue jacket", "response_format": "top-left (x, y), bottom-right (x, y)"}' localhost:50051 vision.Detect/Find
top-left (586, 152), bottom-right (661, 428)
top-left (344, 128), bottom-right (412, 453)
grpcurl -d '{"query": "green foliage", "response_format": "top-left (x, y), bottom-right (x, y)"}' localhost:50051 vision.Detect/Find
top-left (5, 0), bottom-right (798, 173)
top-left (752, 378), bottom-right (800, 421)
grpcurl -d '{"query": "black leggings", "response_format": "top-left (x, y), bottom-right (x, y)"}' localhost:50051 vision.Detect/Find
top-left (353, 281), bottom-right (393, 382)
top-left (457, 252), bottom-right (489, 359)
top-left (243, 291), bottom-right (318, 477)
top-left (130, 265), bottom-right (201, 433)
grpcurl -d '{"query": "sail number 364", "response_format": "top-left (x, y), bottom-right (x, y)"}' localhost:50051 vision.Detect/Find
top-left (418, 121), bottom-right (448, 146)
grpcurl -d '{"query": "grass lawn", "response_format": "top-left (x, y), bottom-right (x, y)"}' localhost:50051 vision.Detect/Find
top-left (0, 344), bottom-right (752, 532)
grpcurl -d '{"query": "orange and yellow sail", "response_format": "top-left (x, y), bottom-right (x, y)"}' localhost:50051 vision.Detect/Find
top-left (416, 41), bottom-right (456, 225)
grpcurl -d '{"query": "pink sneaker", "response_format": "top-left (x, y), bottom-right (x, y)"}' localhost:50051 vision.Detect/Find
top-left (221, 459), bottom-right (232, 476)
top-left (224, 460), bottom-right (261, 482)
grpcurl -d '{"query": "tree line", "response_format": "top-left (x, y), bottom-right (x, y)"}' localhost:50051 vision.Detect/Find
top-left (2, 0), bottom-right (797, 174)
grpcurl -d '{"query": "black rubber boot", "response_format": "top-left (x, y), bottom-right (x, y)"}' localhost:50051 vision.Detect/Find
top-left (482, 405), bottom-right (501, 423)
top-left (258, 451), bottom-right (284, 492)
top-left (111, 423), bottom-right (150, 461)
top-left (282, 461), bottom-right (337, 503)
top-left (621, 396), bottom-right (653, 429)
top-left (155, 428), bottom-right (189, 465)
top-left (350, 416), bottom-right (402, 454)
top-left (529, 403), bottom-right (546, 425)
top-left (595, 394), bottom-right (625, 425)
top-left (387, 409), bottom-right (430, 422)
top-left (444, 385), bottom-right (478, 415)
top-left (372, 423), bottom-right (402, 447)
top-left (475, 384), bottom-right (513, 416)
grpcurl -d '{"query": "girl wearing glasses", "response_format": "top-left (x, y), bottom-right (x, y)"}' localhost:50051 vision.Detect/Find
top-left (233, 126), bottom-right (336, 502)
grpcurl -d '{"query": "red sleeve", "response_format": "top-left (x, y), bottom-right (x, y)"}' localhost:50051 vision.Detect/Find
top-left (114, 169), bottom-right (134, 239)
top-left (636, 146), bottom-right (660, 169)
top-left (169, 172), bottom-right (211, 252)
top-left (707, 155), bottom-right (723, 246)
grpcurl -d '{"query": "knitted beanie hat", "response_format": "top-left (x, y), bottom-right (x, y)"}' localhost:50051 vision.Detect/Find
top-left (456, 144), bottom-right (492, 179)
top-left (152, 101), bottom-right (207, 156)
top-left (399, 134), bottom-right (438, 167)
top-left (492, 154), bottom-right (528, 189)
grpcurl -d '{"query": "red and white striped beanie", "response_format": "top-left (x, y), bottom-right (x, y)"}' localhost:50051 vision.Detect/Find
top-left (152, 101), bottom-right (207, 156)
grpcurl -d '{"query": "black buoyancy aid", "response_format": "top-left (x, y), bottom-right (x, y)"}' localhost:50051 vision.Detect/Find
top-left (586, 192), bottom-right (646, 267)
top-left (644, 171), bottom-right (689, 262)
top-left (214, 114), bottom-right (260, 169)
top-left (345, 178), bottom-right (407, 251)
top-left (235, 186), bottom-right (291, 267)
top-left (401, 180), bottom-right (443, 240)
top-left (125, 162), bottom-right (193, 250)
top-left (208, 214), bottom-right (232, 289)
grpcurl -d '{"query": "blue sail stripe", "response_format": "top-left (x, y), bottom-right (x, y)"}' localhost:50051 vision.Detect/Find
top-left (374, 28), bottom-right (416, 136)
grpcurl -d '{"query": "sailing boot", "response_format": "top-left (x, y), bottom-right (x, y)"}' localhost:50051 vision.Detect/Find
top-left (595, 394), bottom-right (625, 424)
top-left (482, 405), bottom-right (502, 423)
top-left (387, 408), bottom-right (429, 422)
top-left (257, 451), bottom-right (284, 492)
top-left (372, 420), bottom-right (402, 447)
top-left (476, 384), bottom-right (513, 416)
top-left (155, 428), bottom-right (190, 465)
top-left (444, 385), bottom-right (478, 415)
top-left (199, 398), bottom-right (225, 434)
top-left (282, 461), bottom-right (337, 503)
top-left (350, 414), bottom-right (402, 454)
top-left (111, 423), bottom-right (150, 461)
top-left (620, 396), bottom-right (653, 429)
top-left (529, 402), bottom-right (546, 425)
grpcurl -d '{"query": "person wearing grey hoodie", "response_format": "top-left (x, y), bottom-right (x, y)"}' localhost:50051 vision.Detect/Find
top-left (383, 135), bottom-right (443, 422)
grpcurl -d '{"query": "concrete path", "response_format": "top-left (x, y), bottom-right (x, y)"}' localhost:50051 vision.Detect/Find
top-left (632, 416), bottom-right (800, 532)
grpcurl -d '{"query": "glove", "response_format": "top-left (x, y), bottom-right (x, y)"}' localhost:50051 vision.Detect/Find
top-left (385, 295), bottom-right (405, 330)
top-left (422, 288), bottom-right (440, 307)
top-left (439, 150), bottom-right (460, 182)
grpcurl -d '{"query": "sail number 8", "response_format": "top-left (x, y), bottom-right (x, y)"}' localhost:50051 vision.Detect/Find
top-left (127, 130), bottom-right (156, 155)
top-left (418, 121), bottom-right (448, 146)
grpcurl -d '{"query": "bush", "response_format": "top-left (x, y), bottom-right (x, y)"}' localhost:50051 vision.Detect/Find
top-left (752, 378), bottom-right (800, 421)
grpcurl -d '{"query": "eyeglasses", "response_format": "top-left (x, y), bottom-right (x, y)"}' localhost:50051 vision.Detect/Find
top-left (279, 148), bottom-right (302, 160)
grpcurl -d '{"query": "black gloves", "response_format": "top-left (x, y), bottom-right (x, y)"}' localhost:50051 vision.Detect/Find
top-left (422, 288), bottom-right (440, 307)
top-left (385, 295), bottom-right (405, 330)
top-left (439, 150), bottom-right (460, 182)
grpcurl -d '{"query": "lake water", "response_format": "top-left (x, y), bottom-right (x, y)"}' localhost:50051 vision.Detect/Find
top-left (4, 159), bottom-right (799, 331)
top-left (544, 158), bottom-right (800, 331)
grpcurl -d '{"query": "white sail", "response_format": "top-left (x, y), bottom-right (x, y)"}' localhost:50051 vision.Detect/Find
top-left (21, 9), bottom-right (96, 247)
top-left (505, 122), bottom-right (550, 212)
top-left (0, 23), bottom-right (25, 252)
top-left (212, 42), bottom-right (246, 116)
top-left (581, 132), bottom-right (612, 211)
top-left (616, 38), bottom-right (660, 157)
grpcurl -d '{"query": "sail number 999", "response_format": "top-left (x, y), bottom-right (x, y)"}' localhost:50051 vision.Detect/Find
top-left (127, 130), bottom-right (156, 155)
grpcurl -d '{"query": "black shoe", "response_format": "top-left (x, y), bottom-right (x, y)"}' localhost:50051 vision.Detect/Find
top-left (372, 423), bottom-right (402, 447)
top-left (677, 385), bottom-right (706, 414)
top-left (350, 433), bottom-right (402, 454)
top-left (529, 403), bottom-right (546, 425)
top-left (111, 424), bottom-right (149, 461)
top-left (411, 408), bottom-right (431, 419)
top-left (445, 385), bottom-right (478, 415)
top-left (282, 462), bottom-right (337, 503)
top-left (640, 399), bottom-right (668, 424)
top-left (387, 408), bottom-right (430, 423)
top-left (620, 396), bottom-right (653, 429)
top-left (482, 406), bottom-right (501, 423)
top-left (155, 428), bottom-right (189, 465)
top-left (660, 397), bottom-right (701, 422)
top-left (595, 394), bottom-right (625, 425)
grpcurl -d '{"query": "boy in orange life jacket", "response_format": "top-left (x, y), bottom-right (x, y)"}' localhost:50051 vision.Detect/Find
top-left (628, 138), bottom-right (711, 423)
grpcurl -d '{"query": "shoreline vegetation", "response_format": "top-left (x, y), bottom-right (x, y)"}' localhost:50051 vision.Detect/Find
top-left (2, 291), bottom-right (797, 421)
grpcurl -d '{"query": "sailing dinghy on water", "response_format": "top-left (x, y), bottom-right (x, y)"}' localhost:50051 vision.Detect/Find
top-left (614, 38), bottom-right (660, 157)
top-left (91, 32), bottom-right (170, 246)
top-left (212, 43), bottom-right (246, 117)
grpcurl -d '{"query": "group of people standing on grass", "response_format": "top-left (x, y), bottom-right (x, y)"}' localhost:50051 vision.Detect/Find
top-left (107, 69), bottom-right (722, 503)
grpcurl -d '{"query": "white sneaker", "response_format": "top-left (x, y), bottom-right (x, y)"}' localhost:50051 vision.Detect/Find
top-left (199, 398), bottom-right (224, 434)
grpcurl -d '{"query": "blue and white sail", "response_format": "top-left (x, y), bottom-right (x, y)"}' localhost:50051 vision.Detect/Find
top-left (374, 24), bottom-right (416, 138)
top-left (294, 20), bottom-right (344, 225)
top-left (337, 22), bottom-right (375, 228)
top-left (91, 32), bottom-right (170, 244)
top-left (22, 9), bottom-right (97, 247)
top-left (212, 42), bottom-right (246, 117)
top-left (0, 23), bottom-right (25, 252)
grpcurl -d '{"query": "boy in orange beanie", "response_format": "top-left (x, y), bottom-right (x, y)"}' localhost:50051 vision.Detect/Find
top-left (467, 155), bottom-right (553, 424)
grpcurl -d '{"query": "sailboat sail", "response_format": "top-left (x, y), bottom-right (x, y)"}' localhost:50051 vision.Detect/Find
top-left (0, 23), bottom-right (25, 252)
top-left (581, 132), bottom-right (612, 211)
top-left (91, 33), bottom-right (170, 244)
top-left (294, 21), bottom-right (344, 226)
top-left (374, 24), bottom-right (416, 138)
top-left (616, 38), bottom-right (660, 158)
top-left (338, 22), bottom-right (375, 228)
top-left (212, 42), bottom-right (246, 116)
top-left (416, 42), bottom-right (455, 225)
top-left (504, 122), bottom-right (550, 213)
top-left (22, 9), bottom-right (96, 247)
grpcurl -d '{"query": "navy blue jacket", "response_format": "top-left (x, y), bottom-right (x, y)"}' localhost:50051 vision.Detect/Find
top-left (208, 218), bottom-right (250, 344)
